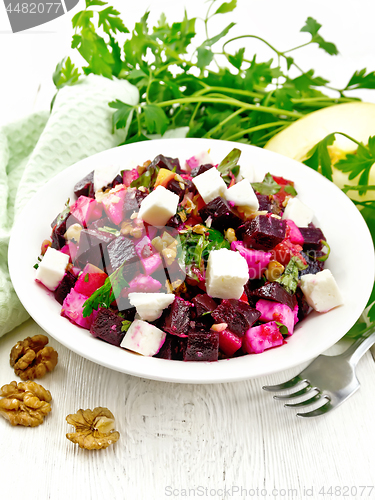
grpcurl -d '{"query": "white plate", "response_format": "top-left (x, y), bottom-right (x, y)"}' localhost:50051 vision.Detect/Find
top-left (8, 138), bottom-right (374, 383)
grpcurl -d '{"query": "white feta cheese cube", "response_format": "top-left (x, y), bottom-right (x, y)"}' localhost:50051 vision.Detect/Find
top-left (139, 185), bottom-right (179, 226)
top-left (238, 163), bottom-right (255, 183)
top-left (94, 164), bottom-right (121, 193)
top-left (128, 292), bottom-right (175, 321)
top-left (35, 247), bottom-right (69, 291)
top-left (206, 248), bottom-right (248, 299)
top-left (192, 167), bottom-right (226, 204)
top-left (300, 269), bottom-right (343, 313)
top-left (282, 197), bottom-right (314, 227)
top-left (224, 179), bottom-right (259, 210)
top-left (120, 319), bottom-right (166, 356)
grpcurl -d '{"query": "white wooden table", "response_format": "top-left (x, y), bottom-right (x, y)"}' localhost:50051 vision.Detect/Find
top-left (1, 2), bottom-right (375, 499)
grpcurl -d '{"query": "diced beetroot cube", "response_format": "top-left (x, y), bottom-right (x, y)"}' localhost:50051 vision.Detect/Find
top-left (74, 229), bottom-right (115, 270)
top-left (184, 330), bottom-right (219, 361)
top-left (60, 242), bottom-right (77, 263)
top-left (199, 196), bottom-right (241, 230)
top-left (192, 294), bottom-right (218, 317)
top-left (295, 287), bottom-right (310, 322)
top-left (135, 236), bottom-right (162, 275)
top-left (164, 297), bottom-right (192, 337)
top-left (124, 274), bottom-right (163, 294)
top-left (191, 163), bottom-right (214, 177)
top-left (166, 178), bottom-right (186, 202)
top-left (70, 196), bottom-right (102, 227)
top-left (90, 308), bottom-right (125, 346)
top-left (54, 272), bottom-right (77, 305)
top-left (247, 282), bottom-right (297, 311)
top-left (293, 303), bottom-right (299, 325)
top-left (285, 219), bottom-right (304, 245)
top-left (74, 263), bottom-right (107, 297)
top-left (256, 194), bottom-right (282, 215)
top-left (298, 224), bottom-right (326, 250)
top-left (61, 289), bottom-right (97, 329)
top-left (255, 299), bottom-right (295, 335)
top-left (271, 239), bottom-right (306, 266)
top-left (237, 214), bottom-right (286, 251)
top-left (123, 168), bottom-right (139, 187)
top-left (150, 154), bottom-right (182, 173)
top-left (74, 171), bottom-right (94, 199)
top-left (154, 334), bottom-right (187, 360)
top-left (107, 236), bottom-right (138, 273)
top-left (218, 329), bottom-right (242, 357)
top-left (51, 212), bottom-right (80, 250)
top-left (211, 299), bottom-right (261, 337)
top-left (231, 241), bottom-right (272, 279)
top-left (123, 188), bottom-right (140, 216)
top-left (101, 185), bottom-right (127, 225)
top-left (299, 250), bottom-right (324, 277)
top-left (88, 216), bottom-right (118, 231)
top-left (242, 321), bottom-right (284, 354)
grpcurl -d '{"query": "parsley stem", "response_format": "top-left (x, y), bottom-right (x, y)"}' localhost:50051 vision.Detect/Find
top-left (203, 107), bottom-right (246, 138)
top-left (195, 85), bottom-right (264, 100)
top-left (224, 121), bottom-right (288, 142)
top-left (284, 41), bottom-right (313, 53)
top-left (155, 97), bottom-right (304, 119)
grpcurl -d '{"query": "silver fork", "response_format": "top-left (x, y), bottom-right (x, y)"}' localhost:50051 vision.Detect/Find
top-left (263, 326), bottom-right (375, 418)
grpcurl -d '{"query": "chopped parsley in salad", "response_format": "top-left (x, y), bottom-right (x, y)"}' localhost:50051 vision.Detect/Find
top-left (34, 148), bottom-right (343, 361)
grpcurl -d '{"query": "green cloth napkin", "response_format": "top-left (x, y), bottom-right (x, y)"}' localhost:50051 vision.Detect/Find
top-left (0, 74), bottom-right (139, 338)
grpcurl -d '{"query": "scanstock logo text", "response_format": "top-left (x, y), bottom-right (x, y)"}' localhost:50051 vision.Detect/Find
top-left (3, 0), bottom-right (80, 32)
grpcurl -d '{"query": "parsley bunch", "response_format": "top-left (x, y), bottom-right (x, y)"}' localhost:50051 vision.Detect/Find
top-left (53, 0), bottom-right (375, 145)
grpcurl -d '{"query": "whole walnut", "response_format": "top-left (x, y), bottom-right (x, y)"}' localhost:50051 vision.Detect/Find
top-left (66, 407), bottom-right (120, 450)
top-left (10, 335), bottom-right (58, 380)
top-left (0, 381), bottom-right (52, 427)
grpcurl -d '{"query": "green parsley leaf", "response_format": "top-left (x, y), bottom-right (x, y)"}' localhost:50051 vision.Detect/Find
top-left (53, 57), bottom-right (80, 90)
top-left (130, 165), bottom-right (159, 188)
top-left (284, 184), bottom-right (298, 196)
top-left (98, 6), bottom-right (129, 35)
top-left (335, 137), bottom-right (375, 189)
top-left (303, 133), bottom-right (335, 181)
top-left (300, 17), bottom-right (338, 55)
top-left (217, 148), bottom-right (241, 176)
top-left (215, 0), bottom-right (237, 15)
top-left (197, 46), bottom-right (214, 69)
top-left (33, 263), bottom-right (39, 270)
top-left (227, 47), bottom-right (245, 70)
top-left (121, 320), bottom-right (132, 333)
top-left (276, 256), bottom-right (307, 294)
top-left (82, 263), bottom-right (129, 317)
top-left (252, 173), bottom-right (281, 195)
top-left (84, 273), bottom-right (89, 283)
top-left (108, 99), bottom-right (135, 133)
top-left (143, 104), bottom-right (169, 135)
top-left (345, 68), bottom-right (375, 90)
top-left (98, 226), bottom-right (121, 237)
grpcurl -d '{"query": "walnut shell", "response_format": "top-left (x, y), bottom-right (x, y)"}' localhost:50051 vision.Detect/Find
top-left (10, 335), bottom-right (58, 380)
top-left (0, 381), bottom-right (52, 427)
top-left (66, 407), bottom-right (120, 450)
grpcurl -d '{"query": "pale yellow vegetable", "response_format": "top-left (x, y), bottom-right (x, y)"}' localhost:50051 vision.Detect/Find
top-left (264, 102), bottom-right (375, 201)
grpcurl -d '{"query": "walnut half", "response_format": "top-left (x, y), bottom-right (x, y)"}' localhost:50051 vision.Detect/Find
top-left (0, 381), bottom-right (52, 427)
top-left (66, 407), bottom-right (120, 450)
top-left (10, 334), bottom-right (58, 380)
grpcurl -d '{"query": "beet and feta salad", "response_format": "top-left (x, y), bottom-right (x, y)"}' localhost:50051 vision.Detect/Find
top-left (34, 148), bottom-right (343, 362)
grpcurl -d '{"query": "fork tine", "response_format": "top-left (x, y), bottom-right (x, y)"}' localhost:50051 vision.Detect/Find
top-left (262, 375), bottom-right (304, 392)
top-left (273, 384), bottom-right (313, 401)
top-left (284, 392), bottom-right (322, 408)
top-left (296, 397), bottom-right (332, 418)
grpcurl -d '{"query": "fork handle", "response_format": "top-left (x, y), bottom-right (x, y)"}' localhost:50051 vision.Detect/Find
top-left (340, 326), bottom-right (375, 366)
